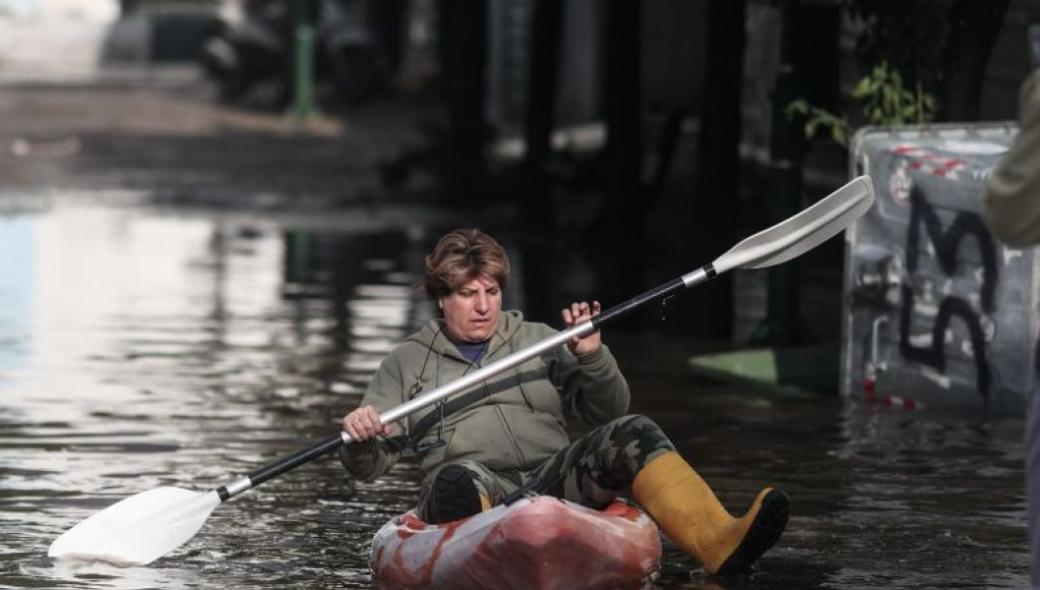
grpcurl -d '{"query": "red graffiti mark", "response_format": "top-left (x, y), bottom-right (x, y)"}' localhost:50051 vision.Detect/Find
top-left (890, 145), bottom-right (966, 178)
top-left (932, 158), bottom-right (964, 177)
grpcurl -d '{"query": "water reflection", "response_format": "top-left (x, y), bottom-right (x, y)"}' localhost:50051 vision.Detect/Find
top-left (0, 216), bottom-right (34, 378)
top-left (634, 372), bottom-right (1028, 589)
top-left (0, 204), bottom-right (433, 588)
top-left (0, 202), bottom-right (1030, 589)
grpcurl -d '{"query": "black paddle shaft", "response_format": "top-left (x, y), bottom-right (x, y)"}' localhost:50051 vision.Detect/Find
top-left (249, 434), bottom-right (344, 485)
top-left (216, 434), bottom-right (344, 501)
top-left (592, 277), bottom-right (686, 328)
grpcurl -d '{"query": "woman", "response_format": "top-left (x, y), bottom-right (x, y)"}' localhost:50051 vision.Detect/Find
top-left (341, 228), bottom-right (787, 574)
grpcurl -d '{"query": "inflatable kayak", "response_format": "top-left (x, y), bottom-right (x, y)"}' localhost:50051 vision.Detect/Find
top-left (370, 496), bottom-right (662, 590)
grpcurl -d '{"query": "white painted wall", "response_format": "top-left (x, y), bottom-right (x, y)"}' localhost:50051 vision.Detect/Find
top-left (0, 0), bottom-right (119, 82)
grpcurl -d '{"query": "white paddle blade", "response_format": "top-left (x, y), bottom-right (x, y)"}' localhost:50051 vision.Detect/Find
top-left (712, 175), bottom-right (875, 274)
top-left (48, 487), bottom-right (221, 566)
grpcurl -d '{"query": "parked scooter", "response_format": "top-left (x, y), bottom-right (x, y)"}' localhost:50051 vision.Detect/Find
top-left (200, 0), bottom-right (290, 105)
top-left (199, 0), bottom-right (386, 109)
top-left (318, 0), bottom-right (384, 104)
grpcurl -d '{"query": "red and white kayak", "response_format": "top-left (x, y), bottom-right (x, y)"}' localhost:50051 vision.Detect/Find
top-left (370, 496), bottom-right (662, 590)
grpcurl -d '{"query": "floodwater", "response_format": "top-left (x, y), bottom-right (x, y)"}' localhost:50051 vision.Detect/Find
top-left (0, 198), bottom-right (1029, 589)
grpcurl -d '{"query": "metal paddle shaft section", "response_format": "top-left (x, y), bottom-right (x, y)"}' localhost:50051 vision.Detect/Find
top-left (48, 175), bottom-right (874, 566)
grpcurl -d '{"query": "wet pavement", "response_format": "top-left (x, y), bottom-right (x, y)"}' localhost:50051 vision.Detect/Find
top-left (0, 81), bottom-right (1031, 589)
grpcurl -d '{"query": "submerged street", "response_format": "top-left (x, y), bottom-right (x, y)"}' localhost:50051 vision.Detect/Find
top-left (0, 82), bottom-right (1030, 589)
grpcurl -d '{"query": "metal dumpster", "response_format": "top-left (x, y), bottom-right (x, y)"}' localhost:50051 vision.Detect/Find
top-left (841, 123), bottom-right (1037, 413)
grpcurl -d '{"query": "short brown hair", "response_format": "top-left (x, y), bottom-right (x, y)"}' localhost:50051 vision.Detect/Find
top-left (421, 229), bottom-right (510, 299)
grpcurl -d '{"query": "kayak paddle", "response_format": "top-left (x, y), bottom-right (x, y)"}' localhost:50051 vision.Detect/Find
top-left (48, 175), bottom-right (874, 565)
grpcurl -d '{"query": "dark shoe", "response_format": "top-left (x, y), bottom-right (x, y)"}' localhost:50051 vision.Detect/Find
top-left (427, 464), bottom-right (486, 524)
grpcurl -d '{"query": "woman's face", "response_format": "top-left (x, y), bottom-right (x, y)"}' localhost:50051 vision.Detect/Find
top-left (439, 275), bottom-right (502, 343)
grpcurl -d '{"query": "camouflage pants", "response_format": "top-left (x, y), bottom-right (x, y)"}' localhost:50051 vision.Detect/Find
top-left (416, 414), bottom-right (674, 520)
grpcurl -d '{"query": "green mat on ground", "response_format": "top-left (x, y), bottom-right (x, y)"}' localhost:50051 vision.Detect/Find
top-left (687, 344), bottom-right (838, 396)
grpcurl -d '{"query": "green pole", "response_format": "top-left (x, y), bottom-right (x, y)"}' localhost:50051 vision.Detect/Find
top-left (292, 0), bottom-right (317, 120)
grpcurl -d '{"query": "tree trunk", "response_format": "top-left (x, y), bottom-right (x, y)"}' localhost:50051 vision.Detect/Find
top-left (591, 0), bottom-right (644, 307)
top-left (939, 0), bottom-right (1011, 121)
top-left (521, 0), bottom-right (564, 226)
top-left (437, 0), bottom-right (489, 204)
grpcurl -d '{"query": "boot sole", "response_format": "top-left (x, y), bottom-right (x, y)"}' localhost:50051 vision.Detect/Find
top-left (716, 489), bottom-right (790, 575)
top-left (429, 464), bottom-right (483, 524)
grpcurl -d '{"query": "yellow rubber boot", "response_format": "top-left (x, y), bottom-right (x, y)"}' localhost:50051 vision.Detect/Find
top-left (632, 451), bottom-right (789, 574)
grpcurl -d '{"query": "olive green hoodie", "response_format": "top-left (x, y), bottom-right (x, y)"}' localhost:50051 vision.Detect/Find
top-left (341, 310), bottom-right (630, 486)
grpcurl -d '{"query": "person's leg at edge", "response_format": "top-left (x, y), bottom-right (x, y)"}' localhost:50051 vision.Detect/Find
top-left (1028, 387), bottom-right (1040, 589)
top-left (416, 460), bottom-right (514, 524)
top-left (527, 414), bottom-right (789, 575)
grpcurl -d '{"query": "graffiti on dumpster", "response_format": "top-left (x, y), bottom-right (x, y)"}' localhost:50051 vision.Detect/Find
top-left (898, 185), bottom-right (998, 398)
top-left (843, 129), bottom-right (1039, 409)
top-left (892, 145), bottom-right (967, 178)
